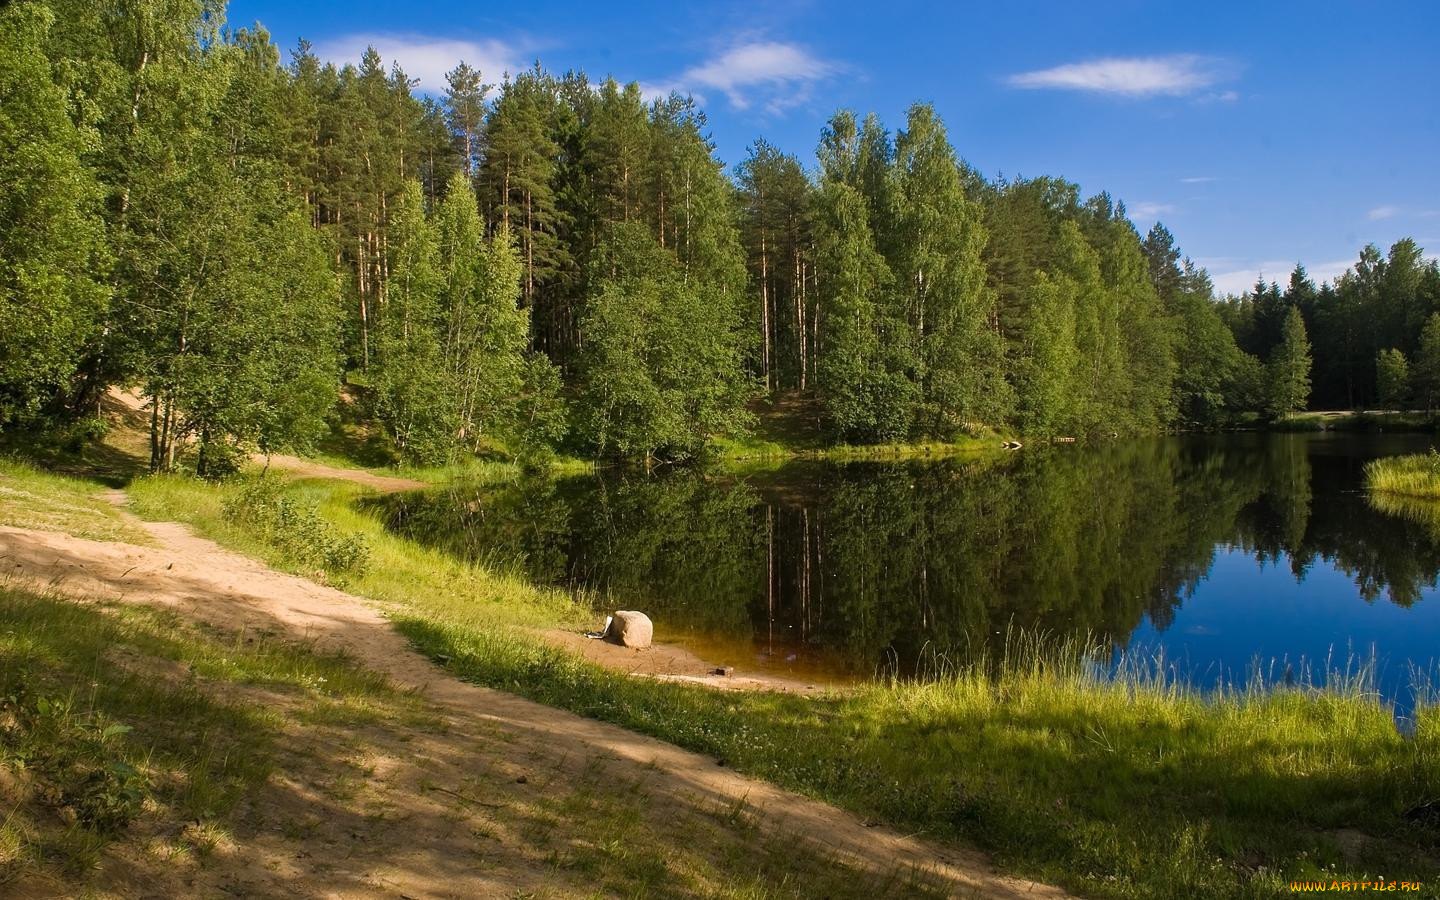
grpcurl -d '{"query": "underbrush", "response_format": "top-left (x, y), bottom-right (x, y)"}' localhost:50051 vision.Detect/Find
top-left (222, 477), bottom-right (370, 582)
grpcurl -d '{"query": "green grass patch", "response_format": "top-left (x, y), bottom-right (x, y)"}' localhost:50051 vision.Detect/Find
top-left (0, 583), bottom-right (411, 886)
top-left (0, 459), bottom-right (151, 544)
top-left (1366, 450), bottom-right (1440, 500)
top-left (126, 472), bottom-right (585, 632)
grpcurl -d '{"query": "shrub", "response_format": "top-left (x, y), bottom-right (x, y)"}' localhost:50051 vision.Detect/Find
top-left (222, 477), bottom-right (370, 580)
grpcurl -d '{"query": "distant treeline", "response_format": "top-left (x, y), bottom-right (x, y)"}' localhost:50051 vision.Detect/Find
top-left (4, 0), bottom-right (1439, 469)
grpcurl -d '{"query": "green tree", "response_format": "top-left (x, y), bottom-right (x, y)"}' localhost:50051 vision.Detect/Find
top-left (371, 180), bottom-right (451, 461)
top-left (434, 173), bottom-right (533, 447)
top-left (736, 139), bottom-right (813, 391)
top-left (574, 223), bottom-right (752, 459)
top-left (891, 103), bottom-right (1008, 433)
top-left (1375, 349), bottom-right (1410, 410)
top-left (0, 3), bottom-right (111, 428)
top-left (482, 69), bottom-right (565, 319)
top-left (131, 164), bottom-right (341, 474)
top-left (444, 62), bottom-right (490, 177)
top-left (1412, 314), bottom-right (1440, 412)
top-left (811, 177), bottom-right (913, 440)
top-left (1266, 306), bottom-right (1312, 418)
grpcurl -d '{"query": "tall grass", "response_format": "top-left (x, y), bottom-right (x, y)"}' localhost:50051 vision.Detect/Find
top-left (1365, 449), bottom-right (1440, 499)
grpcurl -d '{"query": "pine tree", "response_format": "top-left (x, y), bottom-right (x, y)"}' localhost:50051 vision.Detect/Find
top-left (1267, 306), bottom-right (1312, 418)
top-left (482, 69), bottom-right (566, 342)
top-left (444, 62), bottom-right (491, 177)
top-left (736, 140), bottom-right (812, 391)
top-left (1413, 314), bottom-right (1440, 413)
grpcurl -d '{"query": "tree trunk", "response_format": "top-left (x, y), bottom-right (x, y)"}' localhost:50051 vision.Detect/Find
top-left (761, 233), bottom-right (771, 392)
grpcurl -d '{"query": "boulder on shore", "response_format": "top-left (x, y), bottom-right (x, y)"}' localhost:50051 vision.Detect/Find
top-left (606, 610), bottom-right (653, 649)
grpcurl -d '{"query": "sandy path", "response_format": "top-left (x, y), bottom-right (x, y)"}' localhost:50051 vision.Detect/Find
top-left (257, 453), bottom-right (427, 493)
top-left (0, 516), bottom-right (1068, 899)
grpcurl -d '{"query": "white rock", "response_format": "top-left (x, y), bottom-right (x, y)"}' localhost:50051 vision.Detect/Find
top-left (607, 610), bottom-right (653, 649)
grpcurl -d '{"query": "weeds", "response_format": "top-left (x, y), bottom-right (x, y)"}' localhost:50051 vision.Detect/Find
top-left (0, 684), bottom-right (145, 836)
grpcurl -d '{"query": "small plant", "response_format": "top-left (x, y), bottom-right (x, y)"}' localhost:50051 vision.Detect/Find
top-left (0, 677), bottom-right (146, 834)
top-left (222, 477), bottom-right (371, 580)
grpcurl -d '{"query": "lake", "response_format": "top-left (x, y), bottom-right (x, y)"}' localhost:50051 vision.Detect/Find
top-left (374, 433), bottom-right (1440, 718)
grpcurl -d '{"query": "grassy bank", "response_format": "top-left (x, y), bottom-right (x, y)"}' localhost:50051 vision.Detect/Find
top-left (122, 467), bottom-right (1440, 898)
top-left (1366, 450), bottom-right (1440, 500)
top-left (402, 624), bottom-right (1440, 898)
top-left (716, 391), bottom-right (1018, 462)
top-left (712, 431), bottom-right (1012, 462)
top-left (1276, 410), bottom-right (1438, 433)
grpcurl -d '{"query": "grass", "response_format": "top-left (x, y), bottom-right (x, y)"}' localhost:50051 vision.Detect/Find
top-left (713, 390), bottom-right (1017, 462)
top-left (1366, 450), bottom-right (1440, 500)
top-left (0, 564), bottom-right (954, 898)
top-left (712, 431), bottom-right (1011, 462)
top-left (399, 623), bottom-right (1440, 899)
top-left (126, 471), bottom-right (586, 632)
top-left (0, 459), bottom-right (151, 544)
top-left (1277, 411), bottom-right (1438, 433)
top-left (123, 466), bottom-right (1440, 899)
top-left (0, 583), bottom-right (412, 889)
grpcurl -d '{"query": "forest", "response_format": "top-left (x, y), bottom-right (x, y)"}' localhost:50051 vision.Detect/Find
top-left (5, 0), bottom-right (1440, 469)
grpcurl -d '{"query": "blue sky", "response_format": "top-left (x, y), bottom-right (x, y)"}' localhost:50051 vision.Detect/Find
top-left (229, 0), bottom-right (1439, 295)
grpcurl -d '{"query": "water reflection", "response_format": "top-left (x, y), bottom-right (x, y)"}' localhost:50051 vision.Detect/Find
top-left (371, 433), bottom-right (1440, 705)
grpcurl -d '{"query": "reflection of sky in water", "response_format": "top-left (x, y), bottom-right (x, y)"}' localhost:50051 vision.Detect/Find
top-left (1128, 545), bottom-right (1440, 721)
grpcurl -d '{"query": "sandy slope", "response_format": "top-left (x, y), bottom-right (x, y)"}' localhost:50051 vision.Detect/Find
top-left (0, 509), bottom-right (1068, 899)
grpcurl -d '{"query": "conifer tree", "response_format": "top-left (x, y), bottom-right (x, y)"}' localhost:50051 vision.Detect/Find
top-left (1413, 314), bottom-right (1440, 413)
top-left (1267, 306), bottom-right (1312, 418)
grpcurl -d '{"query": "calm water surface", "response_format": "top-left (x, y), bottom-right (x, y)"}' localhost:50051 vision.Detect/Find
top-left (376, 433), bottom-right (1440, 715)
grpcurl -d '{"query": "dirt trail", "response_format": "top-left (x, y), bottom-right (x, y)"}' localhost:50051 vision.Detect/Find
top-left (256, 454), bottom-right (427, 493)
top-left (0, 512), bottom-right (1068, 898)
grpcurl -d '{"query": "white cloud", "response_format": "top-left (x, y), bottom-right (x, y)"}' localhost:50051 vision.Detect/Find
top-left (1180, 176), bottom-right (1217, 184)
top-left (1127, 201), bottom-right (1176, 221)
top-left (656, 41), bottom-right (838, 112)
top-left (1368, 205), bottom-right (1401, 221)
top-left (1209, 259), bottom-right (1353, 296)
top-left (311, 34), bottom-right (526, 93)
top-left (1006, 54), bottom-right (1231, 97)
